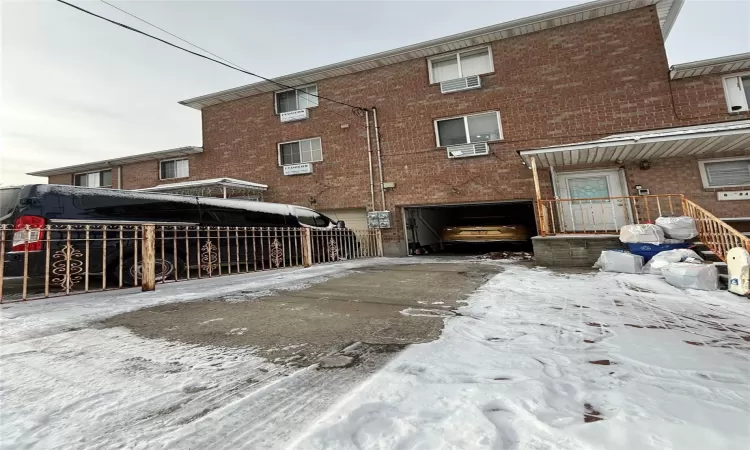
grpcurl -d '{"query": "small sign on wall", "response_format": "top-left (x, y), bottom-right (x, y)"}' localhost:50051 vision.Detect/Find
top-left (279, 109), bottom-right (309, 123)
top-left (283, 163), bottom-right (313, 176)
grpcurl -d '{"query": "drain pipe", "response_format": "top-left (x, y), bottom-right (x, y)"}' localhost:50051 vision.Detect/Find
top-left (365, 110), bottom-right (375, 212)
top-left (372, 107), bottom-right (386, 211)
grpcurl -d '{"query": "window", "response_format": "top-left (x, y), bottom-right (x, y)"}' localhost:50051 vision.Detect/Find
top-left (428, 47), bottom-right (493, 83)
top-left (160, 159), bottom-right (189, 180)
top-left (435, 111), bottom-right (502, 147)
top-left (722, 74), bottom-right (750, 112)
top-left (294, 207), bottom-right (329, 228)
top-left (74, 170), bottom-right (112, 187)
top-left (275, 84), bottom-right (319, 113)
top-left (699, 157), bottom-right (750, 188)
top-left (279, 137), bottom-right (323, 165)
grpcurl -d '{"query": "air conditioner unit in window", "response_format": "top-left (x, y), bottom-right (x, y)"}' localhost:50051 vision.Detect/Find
top-left (440, 75), bottom-right (482, 94)
top-left (446, 142), bottom-right (489, 159)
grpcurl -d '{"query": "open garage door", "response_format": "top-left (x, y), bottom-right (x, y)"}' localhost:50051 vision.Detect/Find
top-left (403, 201), bottom-right (536, 255)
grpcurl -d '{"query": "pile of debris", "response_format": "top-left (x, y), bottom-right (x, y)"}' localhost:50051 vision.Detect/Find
top-left (594, 216), bottom-right (749, 295)
top-left (479, 251), bottom-right (533, 261)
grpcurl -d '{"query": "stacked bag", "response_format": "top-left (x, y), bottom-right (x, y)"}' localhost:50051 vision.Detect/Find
top-left (593, 215), bottom-right (718, 290)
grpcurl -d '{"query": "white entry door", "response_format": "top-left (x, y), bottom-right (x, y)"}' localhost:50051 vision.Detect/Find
top-left (556, 170), bottom-right (629, 232)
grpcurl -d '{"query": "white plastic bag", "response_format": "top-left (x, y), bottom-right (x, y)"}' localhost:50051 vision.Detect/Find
top-left (655, 216), bottom-right (698, 240)
top-left (642, 249), bottom-right (703, 275)
top-left (619, 224), bottom-right (665, 244)
top-left (662, 262), bottom-right (718, 291)
top-left (594, 251), bottom-right (644, 274)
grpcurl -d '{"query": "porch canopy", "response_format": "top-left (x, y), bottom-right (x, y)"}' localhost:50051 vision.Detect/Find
top-left (137, 177), bottom-right (268, 199)
top-left (519, 120), bottom-right (750, 168)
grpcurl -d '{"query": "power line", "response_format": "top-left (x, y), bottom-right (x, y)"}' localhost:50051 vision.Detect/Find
top-left (99, 0), bottom-right (243, 70)
top-left (100, 0), bottom-right (320, 110)
top-left (56, 0), bottom-right (368, 114)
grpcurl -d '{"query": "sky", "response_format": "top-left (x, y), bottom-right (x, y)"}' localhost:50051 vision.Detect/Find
top-left (1, 0), bottom-right (749, 185)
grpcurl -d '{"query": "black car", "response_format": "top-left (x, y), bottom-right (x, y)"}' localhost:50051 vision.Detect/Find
top-left (1, 184), bottom-right (355, 285)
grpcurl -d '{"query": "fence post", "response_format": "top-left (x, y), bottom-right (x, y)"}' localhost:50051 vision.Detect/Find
top-left (301, 228), bottom-right (313, 267)
top-left (142, 224), bottom-right (156, 292)
top-left (376, 229), bottom-right (384, 257)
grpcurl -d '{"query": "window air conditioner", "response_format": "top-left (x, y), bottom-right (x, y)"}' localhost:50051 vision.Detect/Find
top-left (440, 75), bottom-right (482, 94)
top-left (446, 142), bottom-right (489, 159)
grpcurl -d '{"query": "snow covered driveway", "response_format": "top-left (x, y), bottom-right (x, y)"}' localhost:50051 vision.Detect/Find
top-left (2, 259), bottom-right (749, 449)
top-left (295, 264), bottom-right (750, 450)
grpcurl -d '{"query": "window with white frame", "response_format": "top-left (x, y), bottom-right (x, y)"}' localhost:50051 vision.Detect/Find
top-left (279, 137), bottom-right (323, 165)
top-left (160, 158), bottom-right (189, 180)
top-left (722, 74), bottom-right (750, 112)
top-left (74, 170), bottom-right (112, 187)
top-left (428, 47), bottom-right (493, 84)
top-left (275, 84), bottom-right (319, 113)
top-left (435, 111), bottom-right (502, 147)
top-left (699, 157), bottom-right (750, 188)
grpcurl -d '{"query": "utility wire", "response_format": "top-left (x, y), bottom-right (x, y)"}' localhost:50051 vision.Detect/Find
top-left (56, 0), bottom-right (368, 114)
top-left (98, 0), bottom-right (352, 121)
top-left (99, 0), bottom-right (243, 70)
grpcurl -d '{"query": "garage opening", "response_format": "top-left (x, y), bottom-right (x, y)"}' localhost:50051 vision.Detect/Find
top-left (403, 201), bottom-right (537, 256)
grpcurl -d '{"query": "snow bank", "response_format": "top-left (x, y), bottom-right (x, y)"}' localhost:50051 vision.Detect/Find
top-left (294, 265), bottom-right (750, 450)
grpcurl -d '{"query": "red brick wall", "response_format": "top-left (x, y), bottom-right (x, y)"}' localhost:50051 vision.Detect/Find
top-left (42, 6), bottom-right (750, 252)
top-left (624, 150), bottom-right (750, 218)
top-left (48, 174), bottom-right (72, 185)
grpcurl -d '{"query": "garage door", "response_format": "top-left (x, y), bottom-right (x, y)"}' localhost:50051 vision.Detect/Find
top-left (319, 208), bottom-right (368, 230)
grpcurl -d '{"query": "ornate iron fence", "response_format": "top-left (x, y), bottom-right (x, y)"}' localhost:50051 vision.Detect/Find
top-left (0, 223), bottom-right (382, 303)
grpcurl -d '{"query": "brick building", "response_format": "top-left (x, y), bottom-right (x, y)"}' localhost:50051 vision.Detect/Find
top-left (29, 0), bottom-right (750, 256)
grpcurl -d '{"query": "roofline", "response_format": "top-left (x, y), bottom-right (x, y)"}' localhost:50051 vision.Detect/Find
top-left (518, 120), bottom-right (750, 157)
top-left (27, 146), bottom-right (203, 177)
top-left (660, 0), bottom-right (684, 39)
top-left (670, 52), bottom-right (750, 79)
top-left (180, 0), bottom-right (680, 110)
top-left (136, 177), bottom-right (268, 192)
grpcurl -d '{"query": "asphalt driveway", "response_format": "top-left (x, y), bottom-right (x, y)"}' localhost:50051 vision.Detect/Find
top-left (102, 262), bottom-right (501, 366)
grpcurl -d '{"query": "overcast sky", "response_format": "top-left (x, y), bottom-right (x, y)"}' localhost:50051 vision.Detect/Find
top-left (2, 0), bottom-right (749, 185)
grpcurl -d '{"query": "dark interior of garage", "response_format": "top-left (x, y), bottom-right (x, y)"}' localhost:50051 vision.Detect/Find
top-left (404, 202), bottom-right (537, 255)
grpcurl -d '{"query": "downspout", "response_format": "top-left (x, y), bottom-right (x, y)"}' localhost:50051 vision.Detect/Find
top-left (372, 107), bottom-right (386, 211)
top-left (365, 110), bottom-right (375, 211)
top-left (117, 166), bottom-right (123, 189)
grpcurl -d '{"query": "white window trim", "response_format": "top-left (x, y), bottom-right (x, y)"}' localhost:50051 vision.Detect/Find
top-left (427, 46), bottom-right (494, 84)
top-left (159, 158), bottom-right (190, 180)
top-left (722, 72), bottom-right (750, 113)
top-left (277, 137), bottom-right (323, 166)
top-left (274, 83), bottom-right (319, 114)
top-left (698, 156), bottom-right (750, 189)
top-left (73, 169), bottom-right (113, 187)
top-left (433, 111), bottom-right (503, 147)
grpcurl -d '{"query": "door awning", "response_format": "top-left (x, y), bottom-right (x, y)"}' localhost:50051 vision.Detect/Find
top-left (137, 178), bottom-right (268, 199)
top-left (519, 120), bottom-right (750, 168)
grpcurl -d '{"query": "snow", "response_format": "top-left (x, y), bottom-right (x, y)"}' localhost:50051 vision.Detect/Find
top-left (293, 264), bottom-right (750, 450)
top-left (3, 258), bottom-right (749, 449)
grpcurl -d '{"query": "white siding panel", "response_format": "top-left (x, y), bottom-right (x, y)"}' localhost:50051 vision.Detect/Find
top-left (318, 209), bottom-right (368, 230)
top-left (719, 134), bottom-right (750, 152)
top-left (688, 136), bottom-right (722, 154)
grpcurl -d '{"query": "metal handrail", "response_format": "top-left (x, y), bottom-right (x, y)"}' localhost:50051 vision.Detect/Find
top-left (537, 194), bottom-right (684, 235)
top-left (682, 198), bottom-right (750, 262)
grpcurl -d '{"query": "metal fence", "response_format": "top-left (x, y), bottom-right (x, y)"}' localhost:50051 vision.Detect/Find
top-left (0, 223), bottom-right (382, 303)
